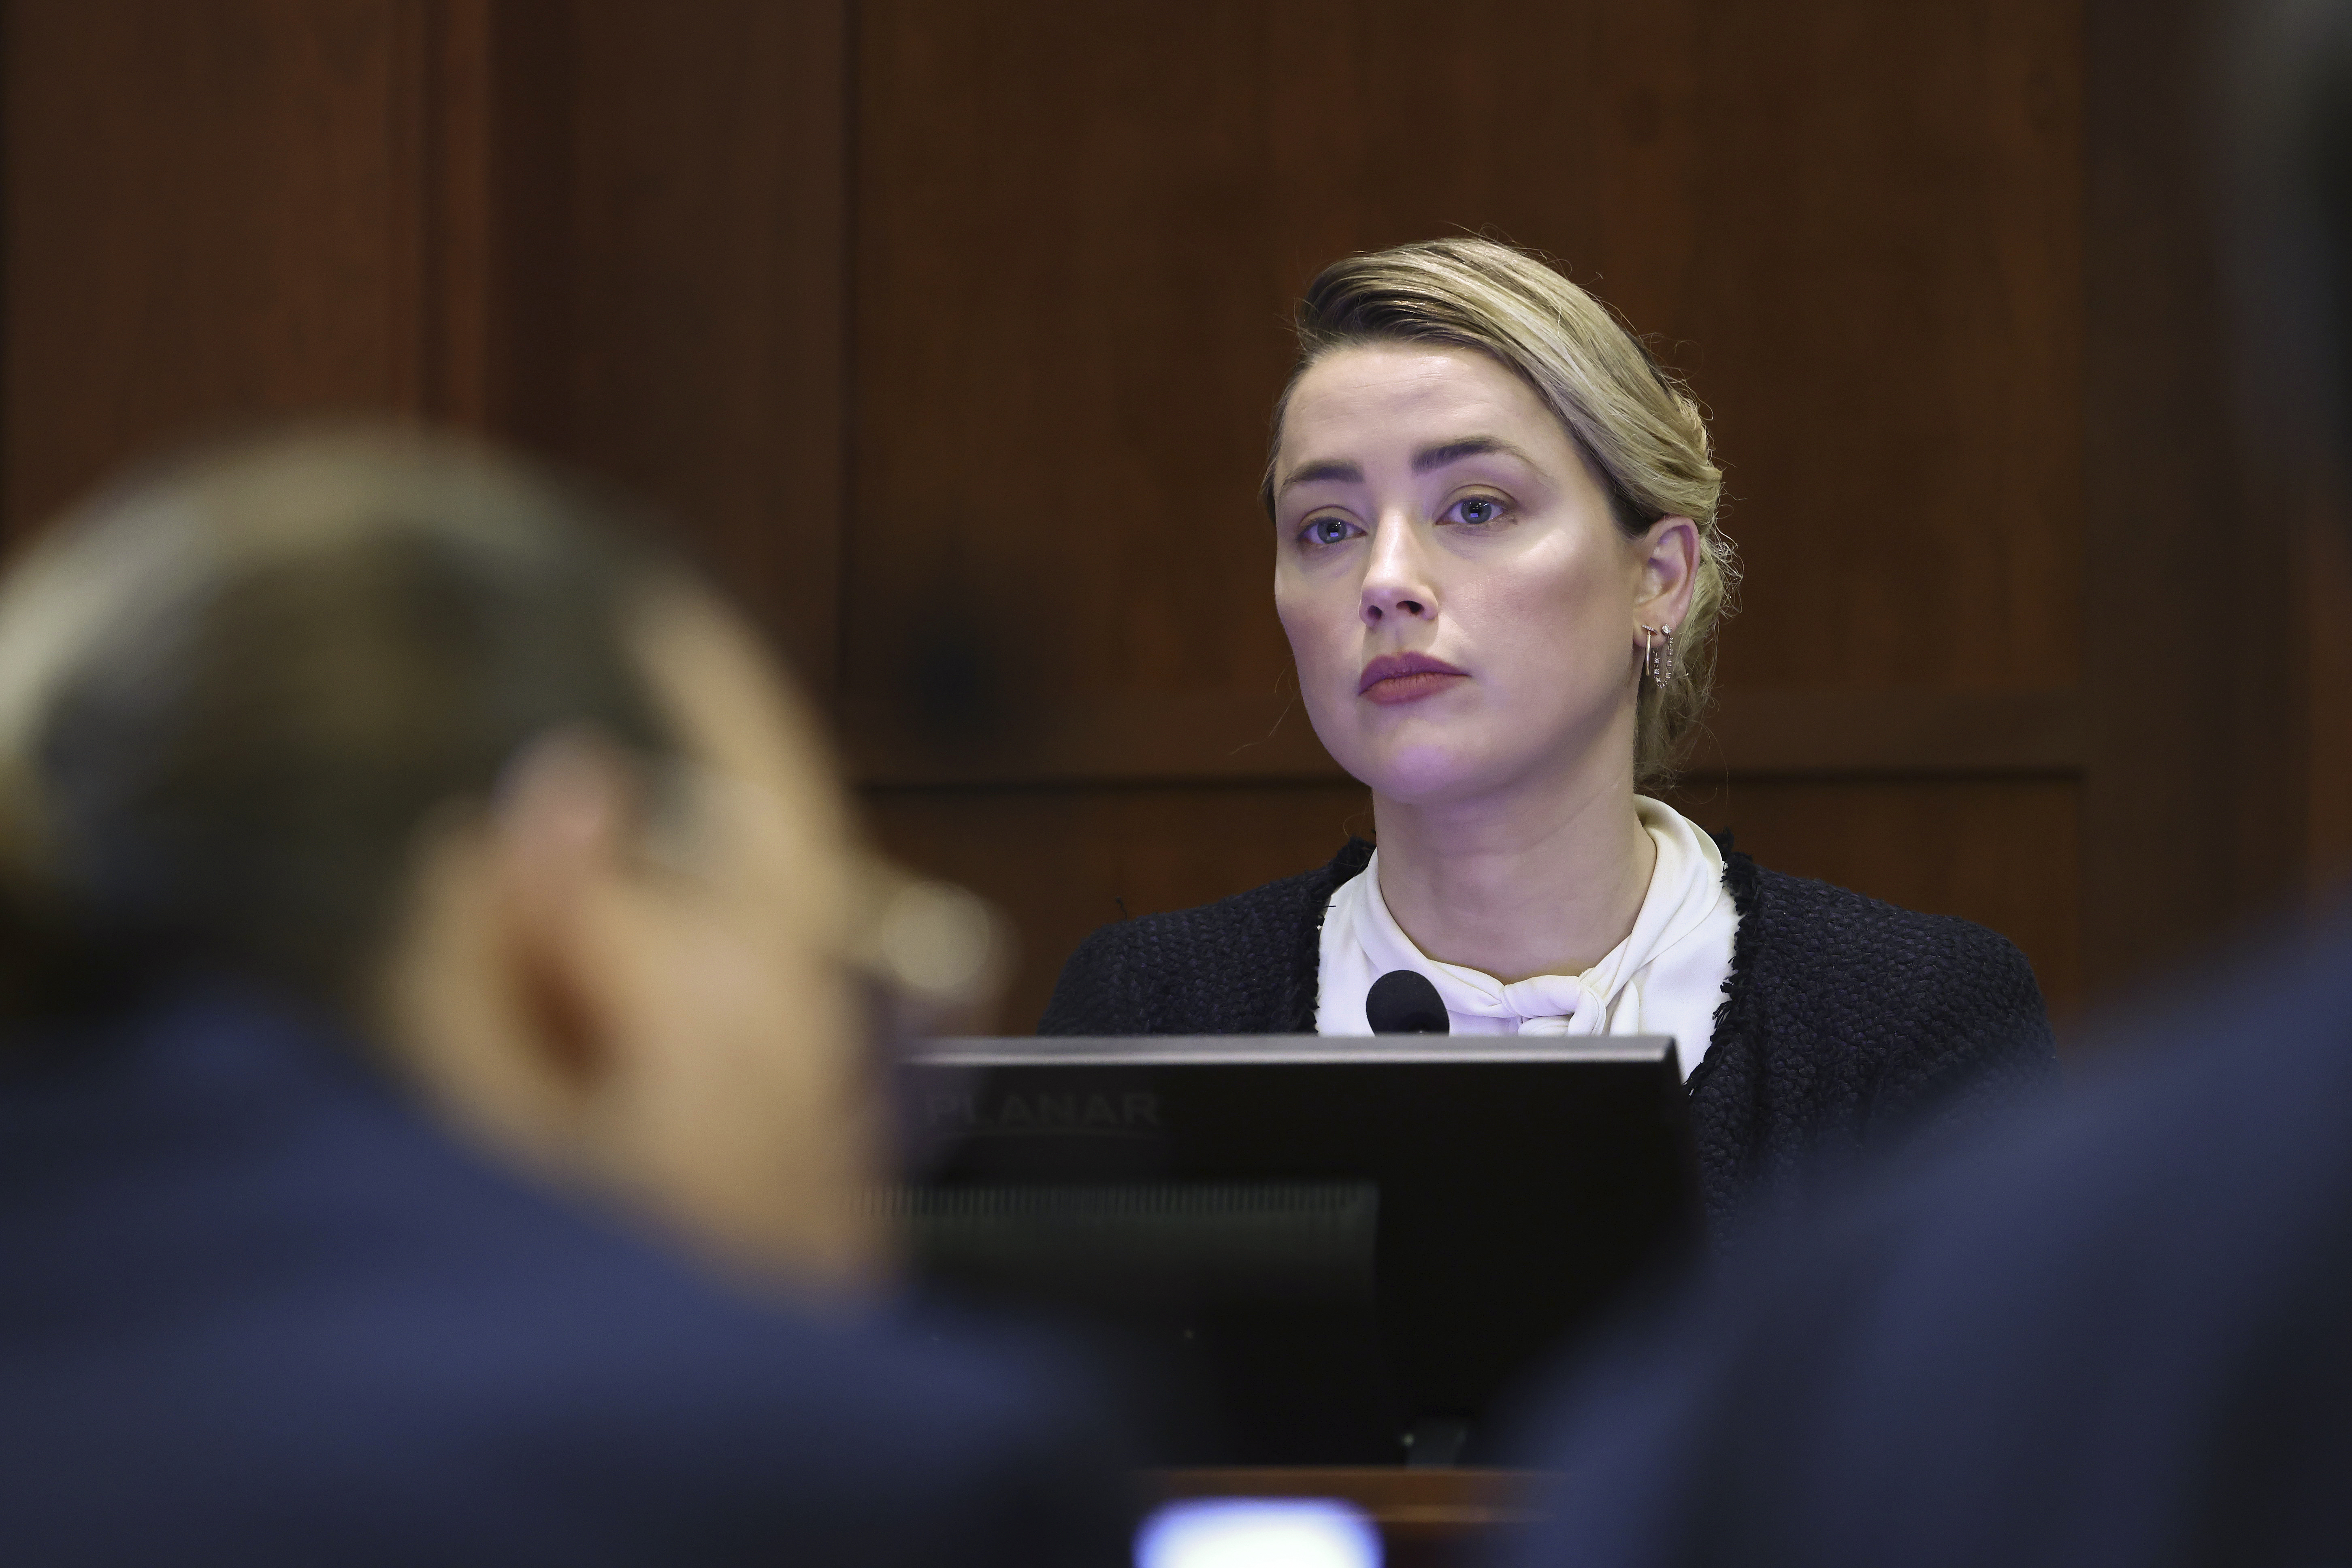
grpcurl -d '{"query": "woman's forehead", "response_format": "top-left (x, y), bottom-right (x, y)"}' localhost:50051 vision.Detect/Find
top-left (1280, 344), bottom-right (1569, 469)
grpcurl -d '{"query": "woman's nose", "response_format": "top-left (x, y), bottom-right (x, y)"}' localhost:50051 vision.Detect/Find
top-left (1361, 517), bottom-right (1436, 625)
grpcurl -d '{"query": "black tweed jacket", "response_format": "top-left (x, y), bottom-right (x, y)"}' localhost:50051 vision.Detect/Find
top-left (1039, 838), bottom-right (2060, 1240)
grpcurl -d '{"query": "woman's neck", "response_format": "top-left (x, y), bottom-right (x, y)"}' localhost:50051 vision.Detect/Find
top-left (1370, 752), bottom-right (1656, 985)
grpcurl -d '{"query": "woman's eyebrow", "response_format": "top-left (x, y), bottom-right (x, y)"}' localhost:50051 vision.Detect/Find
top-left (1276, 458), bottom-right (1363, 495)
top-left (1412, 436), bottom-right (1536, 473)
top-left (1280, 438), bottom-right (1534, 496)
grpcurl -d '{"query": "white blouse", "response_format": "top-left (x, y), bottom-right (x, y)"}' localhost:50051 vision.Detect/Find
top-left (1312, 797), bottom-right (1738, 1081)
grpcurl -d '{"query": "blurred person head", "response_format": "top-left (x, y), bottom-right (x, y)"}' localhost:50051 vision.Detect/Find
top-left (0, 426), bottom-right (976, 1291)
top-left (1263, 238), bottom-right (1734, 803)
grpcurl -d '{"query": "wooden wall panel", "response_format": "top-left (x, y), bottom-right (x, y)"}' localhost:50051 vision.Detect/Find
top-left (848, 0), bottom-right (2093, 1034)
top-left (865, 782), bottom-right (1372, 1033)
top-left (9, 0), bottom-right (2308, 1049)
top-left (1662, 777), bottom-right (2085, 1018)
top-left (2081, 0), bottom-right (2304, 995)
top-left (845, 0), bottom-right (1295, 765)
top-left (2, 0), bottom-right (435, 535)
top-left (0, 0), bottom-right (850, 691)
top-left (537, 0), bottom-right (848, 686)
top-left (847, 0), bottom-right (2083, 755)
top-left (1585, 5), bottom-right (2086, 696)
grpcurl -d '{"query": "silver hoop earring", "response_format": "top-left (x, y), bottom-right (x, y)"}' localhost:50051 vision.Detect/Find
top-left (1641, 624), bottom-right (1678, 686)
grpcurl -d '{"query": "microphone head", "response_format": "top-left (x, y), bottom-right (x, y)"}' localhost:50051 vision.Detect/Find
top-left (1365, 969), bottom-right (1450, 1035)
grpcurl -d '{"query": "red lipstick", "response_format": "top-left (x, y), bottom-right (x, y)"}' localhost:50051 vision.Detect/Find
top-left (1357, 652), bottom-right (1468, 705)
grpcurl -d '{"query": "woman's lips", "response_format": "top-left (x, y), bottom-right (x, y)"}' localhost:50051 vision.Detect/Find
top-left (1358, 652), bottom-right (1468, 705)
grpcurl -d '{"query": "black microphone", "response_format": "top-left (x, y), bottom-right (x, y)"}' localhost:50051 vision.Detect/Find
top-left (1366, 969), bottom-right (1450, 1035)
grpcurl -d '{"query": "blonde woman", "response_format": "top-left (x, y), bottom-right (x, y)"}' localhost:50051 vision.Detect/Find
top-left (1041, 239), bottom-right (2058, 1236)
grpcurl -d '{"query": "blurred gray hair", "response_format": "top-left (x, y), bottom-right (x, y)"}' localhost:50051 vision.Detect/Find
top-left (0, 425), bottom-right (684, 1022)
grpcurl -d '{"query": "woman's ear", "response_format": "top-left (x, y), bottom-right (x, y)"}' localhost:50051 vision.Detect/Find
top-left (1635, 516), bottom-right (1701, 628)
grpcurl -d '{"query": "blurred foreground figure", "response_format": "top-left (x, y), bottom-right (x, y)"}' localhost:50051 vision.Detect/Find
top-left (1509, 950), bottom-right (2352, 1565)
top-left (0, 429), bottom-right (1127, 1565)
top-left (1507, 10), bottom-right (2352, 1566)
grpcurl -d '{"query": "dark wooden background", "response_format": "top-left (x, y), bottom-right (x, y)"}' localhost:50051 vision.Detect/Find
top-left (5, 0), bottom-right (2344, 1044)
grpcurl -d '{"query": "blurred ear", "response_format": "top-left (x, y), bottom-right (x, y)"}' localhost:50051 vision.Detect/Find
top-left (1634, 516), bottom-right (1700, 628)
top-left (482, 729), bottom-right (646, 1095)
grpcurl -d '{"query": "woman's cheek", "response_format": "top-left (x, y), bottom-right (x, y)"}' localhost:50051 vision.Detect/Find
top-left (1284, 597), bottom-right (1349, 698)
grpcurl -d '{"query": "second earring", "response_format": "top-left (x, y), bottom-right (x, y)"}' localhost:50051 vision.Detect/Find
top-left (1643, 624), bottom-right (1678, 685)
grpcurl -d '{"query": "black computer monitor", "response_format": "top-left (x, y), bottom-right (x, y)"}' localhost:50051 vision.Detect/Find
top-left (894, 1034), bottom-right (1699, 1465)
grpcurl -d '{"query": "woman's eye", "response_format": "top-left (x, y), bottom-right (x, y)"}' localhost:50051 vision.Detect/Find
top-left (1303, 516), bottom-right (1357, 545)
top-left (1452, 496), bottom-right (1503, 526)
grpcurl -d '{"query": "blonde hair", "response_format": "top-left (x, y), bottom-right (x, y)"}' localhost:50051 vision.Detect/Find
top-left (1265, 238), bottom-right (1736, 790)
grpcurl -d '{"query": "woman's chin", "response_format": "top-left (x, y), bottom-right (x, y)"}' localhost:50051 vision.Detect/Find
top-left (1309, 703), bottom-right (1542, 805)
top-left (1345, 741), bottom-right (1511, 807)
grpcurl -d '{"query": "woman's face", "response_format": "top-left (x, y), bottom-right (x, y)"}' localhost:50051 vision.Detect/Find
top-left (1272, 343), bottom-right (1688, 807)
